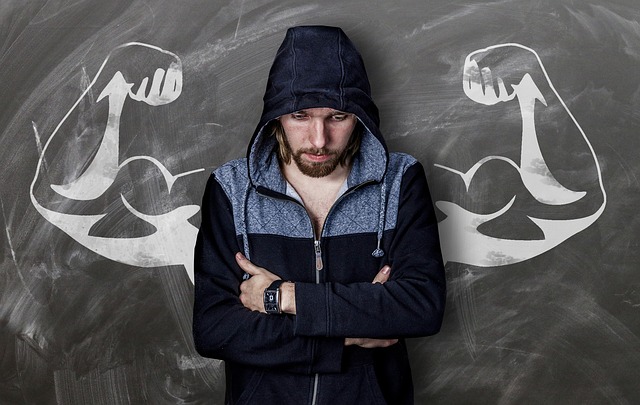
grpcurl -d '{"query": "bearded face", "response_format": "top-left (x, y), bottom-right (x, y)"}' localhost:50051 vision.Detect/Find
top-left (276, 108), bottom-right (360, 178)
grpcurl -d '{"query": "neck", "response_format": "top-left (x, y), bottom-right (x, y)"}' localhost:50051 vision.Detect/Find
top-left (281, 160), bottom-right (350, 193)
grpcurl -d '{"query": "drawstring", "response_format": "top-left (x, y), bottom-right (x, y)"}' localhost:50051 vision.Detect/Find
top-left (241, 181), bottom-right (252, 280)
top-left (371, 178), bottom-right (387, 258)
top-left (241, 173), bottom-right (386, 264)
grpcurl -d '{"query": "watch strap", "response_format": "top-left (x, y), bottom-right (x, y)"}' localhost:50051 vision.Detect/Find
top-left (268, 279), bottom-right (285, 291)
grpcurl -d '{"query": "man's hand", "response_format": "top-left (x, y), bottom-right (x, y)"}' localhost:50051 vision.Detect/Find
top-left (345, 265), bottom-right (398, 349)
top-left (236, 253), bottom-right (281, 313)
top-left (371, 264), bottom-right (391, 284)
top-left (344, 337), bottom-right (398, 348)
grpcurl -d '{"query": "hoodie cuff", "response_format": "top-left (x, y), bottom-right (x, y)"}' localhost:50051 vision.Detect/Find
top-left (294, 282), bottom-right (330, 337)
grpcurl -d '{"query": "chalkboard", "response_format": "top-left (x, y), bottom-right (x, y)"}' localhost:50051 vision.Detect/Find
top-left (2, 0), bottom-right (639, 403)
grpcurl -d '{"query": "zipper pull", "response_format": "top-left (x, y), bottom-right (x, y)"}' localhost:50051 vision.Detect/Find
top-left (314, 240), bottom-right (323, 271)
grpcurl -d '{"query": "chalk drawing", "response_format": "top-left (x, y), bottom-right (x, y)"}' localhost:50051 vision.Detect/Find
top-left (435, 43), bottom-right (607, 267)
top-left (30, 41), bottom-right (606, 281)
top-left (30, 42), bottom-right (202, 283)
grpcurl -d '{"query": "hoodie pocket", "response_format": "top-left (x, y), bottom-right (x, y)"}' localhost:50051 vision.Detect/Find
top-left (233, 365), bottom-right (387, 404)
top-left (317, 364), bottom-right (388, 405)
top-left (363, 364), bottom-right (388, 405)
top-left (234, 369), bottom-right (264, 404)
top-left (235, 369), bottom-right (313, 404)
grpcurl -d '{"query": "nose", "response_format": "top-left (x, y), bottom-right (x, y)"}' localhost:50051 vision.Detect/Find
top-left (309, 118), bottom-right (329, 149)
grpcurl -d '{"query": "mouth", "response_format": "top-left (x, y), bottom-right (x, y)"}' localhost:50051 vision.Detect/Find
top-left (303, 152), bottom-right (333, 163)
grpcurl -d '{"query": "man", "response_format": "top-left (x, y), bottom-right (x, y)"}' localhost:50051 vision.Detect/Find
top-left (193, 26), bottom-right (446, 404)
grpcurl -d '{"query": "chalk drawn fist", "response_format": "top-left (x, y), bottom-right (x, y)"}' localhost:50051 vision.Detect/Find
top-left (463, 44), bottom-right (547, 106)
top-left (464, 59), bottom-right (515, 105)
top-left (97, 42), bottom-right (183, 106)
top-left (126, 60), bottom-right (182, 106)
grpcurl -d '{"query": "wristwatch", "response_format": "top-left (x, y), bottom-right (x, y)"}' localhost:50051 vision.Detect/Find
top-left (264, 280), bottom-right (286, 314)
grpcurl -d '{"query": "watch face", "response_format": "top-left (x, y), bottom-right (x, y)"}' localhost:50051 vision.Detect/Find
top-left (264, 290), bottom-right (279, 313)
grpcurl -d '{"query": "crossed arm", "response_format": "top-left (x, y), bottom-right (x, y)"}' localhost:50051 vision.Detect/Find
top-left (235, 252), bottom-right (398, 348)
top-left (193, 165), bottom-right (445, 371)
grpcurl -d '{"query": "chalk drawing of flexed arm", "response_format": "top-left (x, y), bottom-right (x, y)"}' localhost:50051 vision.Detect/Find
top-left (435, 44), bottom-right (606, 267)
top-left (30, 43), bottom-right (202, 282)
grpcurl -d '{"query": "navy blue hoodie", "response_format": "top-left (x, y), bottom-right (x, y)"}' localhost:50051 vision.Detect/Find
top-left (193, 26), bottom-right (446, 405)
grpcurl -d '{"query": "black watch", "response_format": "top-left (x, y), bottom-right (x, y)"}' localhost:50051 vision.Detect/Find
top-left (264, 280), bottom-right (286, 314)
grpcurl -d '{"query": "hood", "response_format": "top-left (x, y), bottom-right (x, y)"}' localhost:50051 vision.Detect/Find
top-left (247, 25), bottom-right (388, 193)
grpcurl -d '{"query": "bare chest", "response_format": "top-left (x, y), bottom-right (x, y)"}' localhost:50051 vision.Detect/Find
top-left (305, 199), bottom-right (333, 237)
top-left (294, 189), bottom-right (339, 238)
top-left (285, 171), bottom-right (348, 238)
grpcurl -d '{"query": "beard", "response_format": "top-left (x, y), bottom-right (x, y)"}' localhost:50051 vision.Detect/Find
top-left (292, 148), bottom-right (341, 178)
top-left (282, 136), bottom-right (348, 178)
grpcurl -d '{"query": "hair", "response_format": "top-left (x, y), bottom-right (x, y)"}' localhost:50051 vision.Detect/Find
top-left (271, 118), bottom-right (364, 166)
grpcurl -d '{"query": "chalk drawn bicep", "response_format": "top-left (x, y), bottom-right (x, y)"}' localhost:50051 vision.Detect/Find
top-left (436, 43), bottom-right (606, 267)
top-left (30, 42), bottom-right (200, 284)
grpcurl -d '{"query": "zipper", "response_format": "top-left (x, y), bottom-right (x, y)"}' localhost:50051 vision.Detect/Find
top-left (311, 240), bottom-right (322, 404)
top-left (311, 374), bottom-right (319, 405)
top-left (314, 240), bottom-right (323, 282)
top-left (257, 181), bottom-right (378, 405)
top-left (310, 179), bottom-right (375, 281)
top-left (255, 189), bottom-right (324, 405)
top-left (309, 182), bottom-right (375, 405)
top-left (311, 181), bottom-right (379, 405)
top-left (314, 240), bottom-right (323, 270)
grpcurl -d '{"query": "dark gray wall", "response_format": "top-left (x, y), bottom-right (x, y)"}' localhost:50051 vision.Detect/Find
top-left (2, 0), bottom-right (639, 403)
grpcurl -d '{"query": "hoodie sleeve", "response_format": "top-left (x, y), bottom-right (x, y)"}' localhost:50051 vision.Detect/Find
top-left (192, 174), bottom-right (344, 373)
top-left (294, 162), bottom-right (446, 338)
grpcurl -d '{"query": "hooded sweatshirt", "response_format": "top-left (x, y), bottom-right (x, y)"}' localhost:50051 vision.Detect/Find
top-left (193, 26), bottom-right (446, 405)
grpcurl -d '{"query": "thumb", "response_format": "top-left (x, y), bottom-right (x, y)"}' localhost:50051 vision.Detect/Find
top-left (236, 252), bottom-right (260, 275)
top-left (372, 265), bottom-right (391, 284)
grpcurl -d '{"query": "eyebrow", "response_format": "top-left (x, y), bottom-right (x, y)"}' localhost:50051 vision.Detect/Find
top-left (293, 109), bottom-right (349, 115)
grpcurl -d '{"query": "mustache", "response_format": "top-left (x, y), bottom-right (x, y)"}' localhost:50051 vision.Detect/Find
top-left (296, 148), bottom-right (338, 156)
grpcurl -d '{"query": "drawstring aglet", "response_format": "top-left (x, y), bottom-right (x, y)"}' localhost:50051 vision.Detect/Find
top-left (371, 240), bottom-right (384, 258)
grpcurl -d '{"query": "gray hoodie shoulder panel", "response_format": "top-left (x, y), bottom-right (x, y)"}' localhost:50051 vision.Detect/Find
top-left (213, 159), bottom-right (250, 240)
top-left (323, 152), bottom-right (417, 237)
top-left (214, 158), bottom-right (313, 239)
top-left (214, 153), bottom-right (417, 240)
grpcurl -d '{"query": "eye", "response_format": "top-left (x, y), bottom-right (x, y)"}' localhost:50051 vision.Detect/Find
top-left (330, 113), bottom-right (350, 122)
top-left (291, 112), bottom-right (308, 120)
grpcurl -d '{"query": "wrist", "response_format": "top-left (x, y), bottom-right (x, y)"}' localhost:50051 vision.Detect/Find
top-left (279, 282), bottom-right (296, 315)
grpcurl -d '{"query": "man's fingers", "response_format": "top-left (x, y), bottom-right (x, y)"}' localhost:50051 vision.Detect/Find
top-left (236, 252), bottom-right (260, 275)
top-left (345, 337), bottom-right (399, 348)
top-left (373, 339), bottom-right (398, 348)
top-left (372, 265), bottom-right (391, 284)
